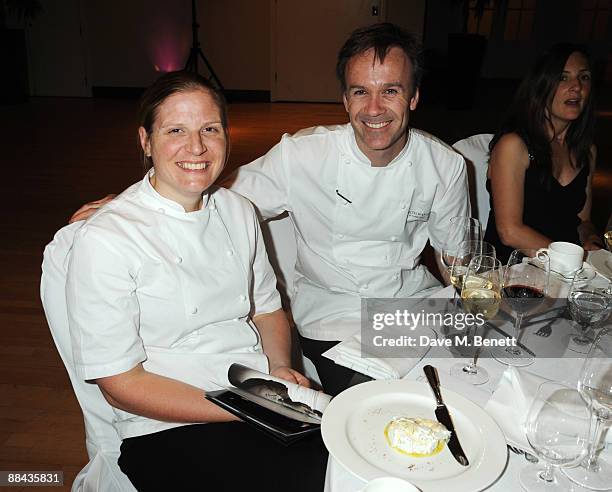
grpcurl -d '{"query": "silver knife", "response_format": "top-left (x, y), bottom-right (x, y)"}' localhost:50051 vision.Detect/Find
top-left (423, 365), bottom-right (469, 466)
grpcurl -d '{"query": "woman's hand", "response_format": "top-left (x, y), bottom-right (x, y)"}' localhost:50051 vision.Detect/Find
top-left (270, 365), bottom-right (311, 387)
top-left (69, 194), bottom-right (116, 223)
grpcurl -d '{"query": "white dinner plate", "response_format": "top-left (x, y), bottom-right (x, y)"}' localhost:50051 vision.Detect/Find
top-left (322, 380), bottom-right (507, 492)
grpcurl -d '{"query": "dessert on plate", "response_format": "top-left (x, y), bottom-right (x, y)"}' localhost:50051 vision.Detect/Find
top-left (384, 417), bottom-right (451, 457)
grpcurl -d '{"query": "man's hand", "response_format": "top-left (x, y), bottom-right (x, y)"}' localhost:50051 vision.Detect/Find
top-left (270, 366), bottom-right (311, 388)
top-left (69, 194), bottom-right (116, 223)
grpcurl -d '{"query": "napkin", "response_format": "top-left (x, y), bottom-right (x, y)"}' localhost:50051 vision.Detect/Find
top-left (332, 329), bottom-right (435, 380)
top-left (485, 367), bottom-right (612, 451)
top-left (484, 367), bottom-right (547, 450)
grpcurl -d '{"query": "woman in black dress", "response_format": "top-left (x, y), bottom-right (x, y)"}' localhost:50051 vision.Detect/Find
top-left (484, 44), bottom-right (604, 263)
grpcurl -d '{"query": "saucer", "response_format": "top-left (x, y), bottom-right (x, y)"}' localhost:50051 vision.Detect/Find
top-left (550, 262), bottom-right (595, 282)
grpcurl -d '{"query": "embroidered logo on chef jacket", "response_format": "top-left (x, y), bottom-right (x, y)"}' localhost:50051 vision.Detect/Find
top-left (407, 209), bottom-right (431, 220)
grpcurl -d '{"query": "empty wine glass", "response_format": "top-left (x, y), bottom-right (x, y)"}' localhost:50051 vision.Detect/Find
top-left (564, 327), bottom-right (612, 490)
top-left (520, 381), bottom-right (591, 491)
top-left (493, 249), bottom-right (550, 367)
top-left (450, 254), bottom-right (503, 385)
top-left (567, 269), bottom-right (611, 354)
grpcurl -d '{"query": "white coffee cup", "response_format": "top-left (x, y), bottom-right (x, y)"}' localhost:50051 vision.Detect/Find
top-left (537, 241), bottom-right (584, 274)
top-left (360, 477), bottom-right (420, 492)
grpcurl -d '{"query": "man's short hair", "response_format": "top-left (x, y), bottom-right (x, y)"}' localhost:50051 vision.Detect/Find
top-left (336, 22), bottom-right (423, 93)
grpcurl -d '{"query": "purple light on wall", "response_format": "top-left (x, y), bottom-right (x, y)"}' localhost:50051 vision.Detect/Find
top-left (147, 23), bottom-right (190, 73)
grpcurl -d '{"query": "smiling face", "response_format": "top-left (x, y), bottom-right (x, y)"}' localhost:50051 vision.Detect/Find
top-left (138, 89), bottom-right (227, 211)
top-left (342, 46), bottom-right (419, 167)
top-left (548, 51), bottom-right (592, 131)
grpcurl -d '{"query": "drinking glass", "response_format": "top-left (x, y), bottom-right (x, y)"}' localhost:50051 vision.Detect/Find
top-left (604, 214), bottom-right (612, 251)
top-left (520, 381), bottom-right (591, 491)
top-left (440, 216), bottom-right (482, 303)
top-left (567, 269), bottom-right (611, 354)
top-left (448, 240), bottom-right (496, 297)
top-left (564, 328), bottom-right (612, 490)
top-left (493, 249), bottom-right (550, 367)
top-left (450, 254), bottom-right (502, 385)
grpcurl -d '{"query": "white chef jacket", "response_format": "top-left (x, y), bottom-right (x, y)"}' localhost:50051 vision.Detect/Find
top-left (231, 123), bottom-right (469, 341)
top-left (66, 171), bottom-right (280, 439)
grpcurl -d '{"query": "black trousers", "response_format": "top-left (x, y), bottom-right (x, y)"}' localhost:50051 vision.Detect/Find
top-left (118, 422), bottom-right (327, 492)
top-left (299, 335), bottom-right (372, 397)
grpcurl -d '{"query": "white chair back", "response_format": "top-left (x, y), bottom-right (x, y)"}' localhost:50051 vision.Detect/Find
top-left (259, 213), bottom-right (321, 385)
top-left (260, 212), bottom-right (297, 305)
top-left (40, 223), bottom-right (136, 492)
top-left (452, 134), bottom-right (494, 231)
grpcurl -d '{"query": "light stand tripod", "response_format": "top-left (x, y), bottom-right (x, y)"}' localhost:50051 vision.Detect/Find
top-left (184, 0), bottom-right (224, 92)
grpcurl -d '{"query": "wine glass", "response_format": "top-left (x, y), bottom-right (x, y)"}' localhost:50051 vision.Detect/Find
top-left (520, 381), bottom-right (591, 491)
top-left (440, 216), bottom-right (482, 303)
top-left (451, 254), bottom-right (503, 385)
top-left (448, 240), bottom-right (496, 297)
top-left (564, 328), bottom-right (612, 490)
top-left (493, 249), bottom-right (550, 367)
top-left (567, 269), bottom-right (611, 354)
top-left (604, 214), bottom-right (612, 251)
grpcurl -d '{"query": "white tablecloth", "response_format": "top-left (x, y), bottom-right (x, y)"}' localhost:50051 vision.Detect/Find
top-left (323, 267), bottom-right (612, 492)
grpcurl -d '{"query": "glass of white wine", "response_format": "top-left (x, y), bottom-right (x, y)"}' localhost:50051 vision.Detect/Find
top-left (449, 240), bottom-right (496, 297)
top-left (440, 216), bottom-right (482, 303)
top-left (450, 254), bottom-right (503, 384)
top-left (604, 214), bottom-right (612, 251)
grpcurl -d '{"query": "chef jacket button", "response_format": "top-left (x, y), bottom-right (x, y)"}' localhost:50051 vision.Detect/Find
top-left (338, 233), bottom-right (344, 239)
top-left (407, 161), bottom-right (413, 167)
top-left (158, 208), bottom-right (165, 214)
top-left (401, 204), bottom-right (407, 210)
top-left (210, 204), bottom-right (216, 211)
top-left (191, 307), bottom-right (198, 315)
top-left (345, 160), bottom-right (350, 165)
top-left (175, 256), bottom-right (183, 264)
top-left (227, 250), bottom-right (235, 256)
top-left (239, 295), bottom-right (247, 302)
top-left (391, 236), bottom-right (397, 241)
top-left (363, 284), bottom-right (369, 289)
top-left (393, 274), bottom-right (399, 280)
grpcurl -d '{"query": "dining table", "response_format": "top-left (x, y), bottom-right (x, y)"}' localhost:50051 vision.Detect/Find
top-left (321, 250), bottom-right (612, 492)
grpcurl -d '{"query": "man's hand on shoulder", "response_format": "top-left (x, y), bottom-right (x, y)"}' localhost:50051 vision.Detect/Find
top-left (69, 194), bottom-right (116, 223)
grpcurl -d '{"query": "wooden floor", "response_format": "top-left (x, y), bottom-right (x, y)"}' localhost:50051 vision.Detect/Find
top-left (0, 95), bottom-right (610, 491)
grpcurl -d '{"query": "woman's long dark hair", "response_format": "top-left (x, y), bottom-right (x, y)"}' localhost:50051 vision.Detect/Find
top-left (490, 44), bottom-right (595, 184)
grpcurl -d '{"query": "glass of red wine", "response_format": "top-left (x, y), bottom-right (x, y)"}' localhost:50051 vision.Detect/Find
top-left (492, 249), bottom-right (550, 367)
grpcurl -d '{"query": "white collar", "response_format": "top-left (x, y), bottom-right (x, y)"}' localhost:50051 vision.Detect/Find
top-left (343, 124), bottom-right (413, 169)
top-left (139, 169), bottom-right (215, 216)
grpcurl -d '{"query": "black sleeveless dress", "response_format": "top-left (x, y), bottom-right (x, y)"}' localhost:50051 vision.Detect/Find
top-left (484, 151), bottom-right (588, 264)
